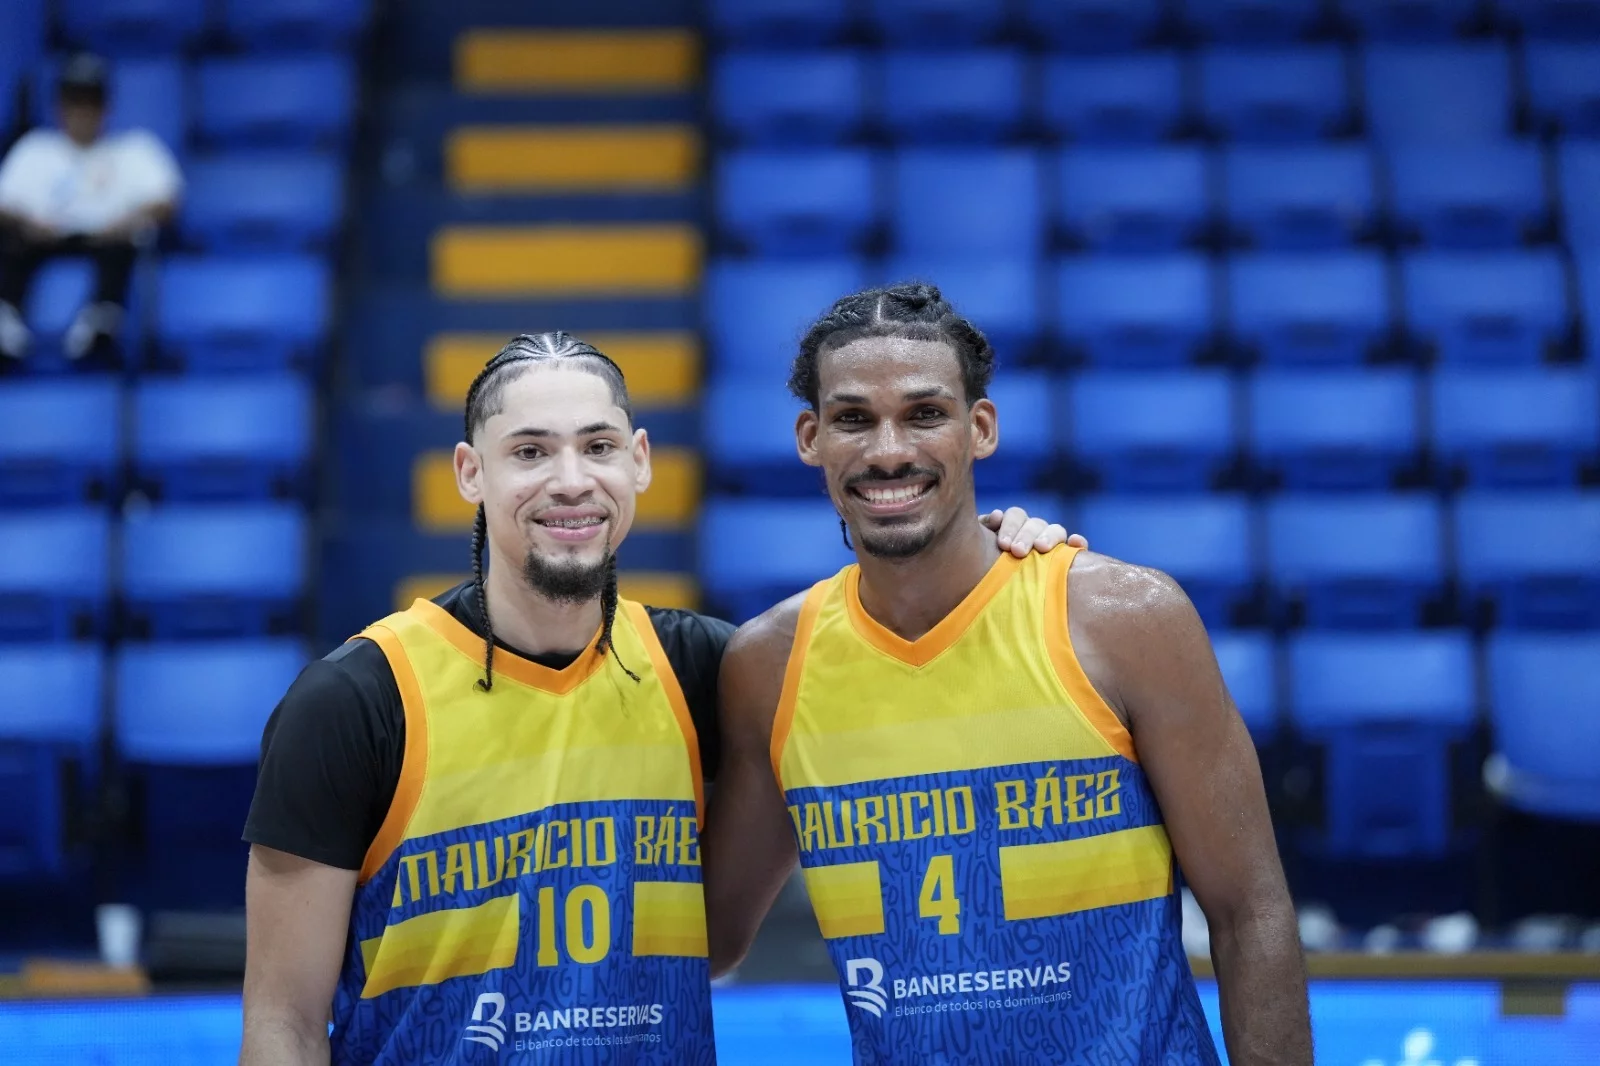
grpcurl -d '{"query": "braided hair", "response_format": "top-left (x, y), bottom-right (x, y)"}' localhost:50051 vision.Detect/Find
top-left (462, 332), bottom-right (639, 691)
top-left (788, 282), bottom-right (997, 547)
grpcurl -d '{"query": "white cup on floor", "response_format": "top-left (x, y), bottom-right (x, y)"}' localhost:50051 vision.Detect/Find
top-left (95, 904), bottom-right (142, 969)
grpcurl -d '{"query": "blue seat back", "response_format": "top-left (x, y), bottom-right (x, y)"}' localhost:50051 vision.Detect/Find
top-left (866, 0), bottom-right (1007, 42)
top-left (705, 259), bottom-right (866, 378)
top-left (1402, 251), bottom-right (1568, 365)
top-left (1229, 252), bottom-right (1392, 365)
top-left (156, 255), bottom-right (330, 372)
top-left (1526, 43), bottom-right (1600, 138)
top-left (978, 373), bottom-right (1053, 491)
top-left (1559, 144), bottom-right (1600, 250)
top-left (0, 378), bottom-right (121, 505)
top-left (1431, 369), bottom-right (1600, 487)
top-left (1057, 146), bottom-right (1210, 252)
top-left (115, 640), bottom-right (306, 764)
top-left (1182, 0), bottom-right (1321, 41)
top-left (196, 55), bottom-right (354, 148)
top-left (1345, 0), bottom-right (1480, 38)
top-left (1078, 494), bottom-right (1255, 625)
top-left (717, 149), bottom-right (878, 256)
top-left (1069, 370), bottom-right (1235, 491)
top-left (1023, 0), bottom-right (1163, 49)
top-left (712, 52), bottom-right (867, 144)
top-left (880, 255), bottom-right (1041, 359)
top-left (58, 0), bottom-right (205, 54)
top-left (1250, 370), bottom-right (1420, 489)
top-left (1455, 491), bottom-right (1600, 627)
top-left (700, 500), bottom-right (854, 621)
top-left (180, 153), bottom-right (343, 251)
top-left (1056, 254), bottom-right (1214, 367)
top-left (132, 374), bottom-right (313, 499)
top-left (1487, 634), bottom-right (1600, 820)
top-left (1386, 144), bottom-right (1547, 249)
top-left (1199, 46), bottom-right (1349, 141)
top-left (1364, 44), bottom-right (1512, 143)
top-left (1211, 632), bottom-right (1278, 741)
top-left (1041, 53), bottom-right (1184, 142)
top-left (894, 149), bottom-right (1043, 255)
top-left (702, 380), bottom-right (809, 494)
top-left (881, 50), bottom-right (1025, 142)
top-left (0, 510), bottom-right (110, 639)
top-left (1498, 0), bottom-right (1600, 35)
top-left (709, 0), bottom-right (852, 44)
top-left (1581, 253), bottom-right (1600, 364)
top-left (1223, 145), bottom-right (1376, 250)
top-left (222, 0), bottom-right (369, 48)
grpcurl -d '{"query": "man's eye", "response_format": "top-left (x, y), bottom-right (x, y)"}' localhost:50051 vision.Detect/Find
top-left (913, 407), bottom-right (946, 421)
top-left (515, 446), bottom-right (544, 460)
top-left (588, 441), bottom-right (616, 455)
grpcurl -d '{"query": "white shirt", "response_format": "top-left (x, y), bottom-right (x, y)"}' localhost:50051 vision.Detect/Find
top-left (0, 128), bottom-right (183, 235)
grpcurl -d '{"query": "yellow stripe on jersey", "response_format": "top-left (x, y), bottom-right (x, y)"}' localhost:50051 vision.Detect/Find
top-left (631, 881), bottom-right (709, 958)
top-left (803, 861), bottom-right (886, 940)
top-left (998, 825), bottom-right (1174, 922)
top-left (360, 893), bottom-right (521, 999)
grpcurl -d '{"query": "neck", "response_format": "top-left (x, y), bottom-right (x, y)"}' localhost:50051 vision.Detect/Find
top-left (853, 512), bottom-right (999, 642)
top-left (482, 546), bottom-right (603, 656)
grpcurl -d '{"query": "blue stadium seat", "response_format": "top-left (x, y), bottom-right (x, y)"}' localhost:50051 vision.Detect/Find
top-left (1055, 254), bottom-right (1214, 367)
top-left (1560, 144), bottom-right (1600, 250)
top-left (882, 50), bottom-right (1026, 142)
top-left (1068, 370), bottom-right (1236, 491)
top-left (1266, 494), bottom-right (1444, 628)
top-left (703, 379), bottom-right (809, 495)
top-left (894, 149), bottom-right (1043, 255)
top-left (700, 500), bottom-right (854, 622)
top-left (1223, 145), bottom-right (1377, 249)
top-left (881, 255), bottom-right (1042, 361)
top-left (1401, 251), bottom-right (1568, 365)
top-left (0, 5), bottom-right (44, 132)
top-left (1386, 144), bottom-right (1548, 249)
top-left (977, 372), bottom-right (1054, 492)
top-left (0, 644), bottom-right (100, 878)
top-left (716, 149), bottom-right (878, 256)
top-left (868, 0), bottom-right (1008, 43)
top-left (36, 57), bottom-right (187, 154)
top-left (705, 259), bottom-right (867, 378)
top-left (1289, 632), bottom-right (1476, 859)
top-left (180, 153), bottom-right (343, 251)
top-left (1495, 0), bottom-right (1600, 37)
top-left (1182, 0), bottom-right (1322, 41)
top-left (1040, 53), bottom-right (1185, 143)
top-left (0, 509), bottom-right (110, 640)
top-left (58, 0), bottom-right (204, 53)
top-left (1078, 495), bottom-right (1256, 627)
top-left (1228, 252), bottom-right (1392, 364)
top-left (156, 255), bottom-right (330, 372)
top-left (1211, 632), bottom-right (1278, 742)
top-left (1250, 369), bottom-right (1420, 489)
top-left (222, 0), bottom-right (369, 48)
top-left (1487, 633), bottom-right (1600, 821)
top-left (115, 640), bottom-right (306, 765)
top-left (1345, 0), bottom-right (1481, 38)
top-left (1057, 146), bottom-right (1210, 252)
top-left (0, 378), bottom-right (120, 506)
top-left (1526, 44), bottom-right (1600, 139)
top-left (121, 504), bottom-right (306, 638)
top-left (712, 52), bottom-right (867, 144)
top-left (709, 0), bottom-right (852, 43)
top-left (195, 56), bottom-right (354, 149)
top-left (1432, 369), bottom-right (1599, 488)
top-left (133, 375), bottom-right (313, 501)
top-left (1198, 46), bottom-right (1350, 141)
top-left (1455, 491), bottom-right (1600, 628)
top-left (1364, 44), bottom-right (1512, 143)
top-left (1023, 0), bottom-right (1163, 50)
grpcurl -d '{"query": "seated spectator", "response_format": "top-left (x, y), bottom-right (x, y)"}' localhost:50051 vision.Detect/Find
top-left (0, 54), bottom-right (182, 365)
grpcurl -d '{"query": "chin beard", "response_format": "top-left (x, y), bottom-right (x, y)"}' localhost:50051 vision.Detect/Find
top-left (522, 547), bottom-right (613, 604)
top-left (857, 522), bottom-right (937, 560)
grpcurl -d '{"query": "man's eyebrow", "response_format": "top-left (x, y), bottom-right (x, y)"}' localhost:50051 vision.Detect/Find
top-left (824, 393), bottom-right (869, 405)
top-left (903, 387), bottom-right (955, 401)
top-left (503, 421), bottom-right (624, 439)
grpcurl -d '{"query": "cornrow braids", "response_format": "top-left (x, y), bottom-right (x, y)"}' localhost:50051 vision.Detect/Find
top-left (788, 282), bottom-right (996, 411)
top-left (461, 331), bottom-right (640, 692)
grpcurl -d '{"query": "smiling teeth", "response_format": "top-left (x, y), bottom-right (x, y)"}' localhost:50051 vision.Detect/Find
top-left (858, 485), bottom-right (929, 504)
top-left (542, 518), bottom-right (603, 528)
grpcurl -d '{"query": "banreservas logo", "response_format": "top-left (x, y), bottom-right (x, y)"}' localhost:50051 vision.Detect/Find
top-left (463, 993), bottom-right (508, 1051)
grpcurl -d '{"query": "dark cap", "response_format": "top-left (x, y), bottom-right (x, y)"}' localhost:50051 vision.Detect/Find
top-left (58, 53), bottom-right (110, 102)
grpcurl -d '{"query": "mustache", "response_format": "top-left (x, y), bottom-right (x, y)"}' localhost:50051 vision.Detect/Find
top-left (843, 464), bottom-right (940, 490)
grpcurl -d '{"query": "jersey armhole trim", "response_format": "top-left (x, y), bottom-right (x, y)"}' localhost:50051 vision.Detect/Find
top-left (768, 583), bottom-right (829, 786)
top-left (1045, 546), bottom-right (1139, 764)
top-left (358, 622), bottom-right (429, 883)
top-left (624, 599), bottom-right (707, 828)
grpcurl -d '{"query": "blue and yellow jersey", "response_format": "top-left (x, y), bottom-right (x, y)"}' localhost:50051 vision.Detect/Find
top-left (329, 597), bottom-right (715, 1065)
top-left (773, 546), bottom-right (1218, 1065)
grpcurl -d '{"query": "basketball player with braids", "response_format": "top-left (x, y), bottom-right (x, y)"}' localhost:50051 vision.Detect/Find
top-left (705, 286), bottom-right (1313, 1065)
top-left (238, 332), bottom-right (1074, 1064)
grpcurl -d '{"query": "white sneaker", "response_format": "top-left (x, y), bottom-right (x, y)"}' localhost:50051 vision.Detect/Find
top-left (0, 300), bottom-right (30, 360)
top-left (64, 302), bottom-right (122, 360)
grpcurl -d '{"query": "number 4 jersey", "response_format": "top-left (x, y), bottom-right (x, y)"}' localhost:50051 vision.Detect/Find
top-left (330, 598), bottom-right (715, 1065)
top-left (773, 547), bottom-right (1220, 1065)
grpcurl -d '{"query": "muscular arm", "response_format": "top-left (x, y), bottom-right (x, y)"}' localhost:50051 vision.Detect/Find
top-left (1069, 553), bottom-right (1312, 1066)
top-left (702, 597), bottom-right (804, 978)
top-left (239, 846), bottom-right (356, 1065)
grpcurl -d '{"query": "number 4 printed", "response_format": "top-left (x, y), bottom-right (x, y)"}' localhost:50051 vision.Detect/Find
top-left (918, 854), bottom-right (961, 935)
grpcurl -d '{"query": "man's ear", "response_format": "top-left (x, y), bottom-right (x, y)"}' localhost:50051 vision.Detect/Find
top-left (632, 427), bottom-right (653, 493)
top-left (796, 408), bottom-right (822, 468)
top-left (970, 398), bottom-right (999, 461)
top-left (454, 441), bottom-right (484, 505)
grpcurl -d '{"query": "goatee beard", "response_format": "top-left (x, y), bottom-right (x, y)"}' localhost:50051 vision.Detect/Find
top-left (523, 548), bottom-right (613, 604)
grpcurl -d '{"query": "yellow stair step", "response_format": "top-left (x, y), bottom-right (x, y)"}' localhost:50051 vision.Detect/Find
top-left (447, 125), bottom-right (699, 193)
top-left (413, 447), bottom-right (700, 533)
top-left (456, 29), bottom-right (698, 94)
top-left (431, 225), bottom-right (700, 298)
top-left (426, 331), bottom-right (700, 411)
top-left (396, 572), bottom-right (700, 612)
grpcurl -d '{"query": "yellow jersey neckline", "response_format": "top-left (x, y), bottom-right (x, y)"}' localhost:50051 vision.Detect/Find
top-left (844, 550), bottom-right (1023, 668)
top-left (408, 596), bottom-right (607, 695)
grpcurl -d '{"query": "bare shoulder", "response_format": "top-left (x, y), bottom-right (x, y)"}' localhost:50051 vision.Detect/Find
top-left (1067, 550), bottom-right (1198, 639)
top-left (725, 590), bottom-right (809, 668)
top-left (718, 591), bottom-right (810, 739)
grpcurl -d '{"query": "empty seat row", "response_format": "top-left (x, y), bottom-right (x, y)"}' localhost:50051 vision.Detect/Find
top-left (715, 44), bottom-right (1600, 145)
top-left (706, 254), bottom-right (1597, 370)
top-left (53, 0), bottom-right (369, 52)
top-left (710, 0), bottom-right (1600, 47)
top-left (717, 143), bottom-right (1599, 255)
top-left (0, 375), bottom-right (312, 505)
top-left (0, 505), bottom-right (307, 640)
top-left (709, 368), bottom-right (1600, 493)
top-left (181, 153), bottom-right (344, 251)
